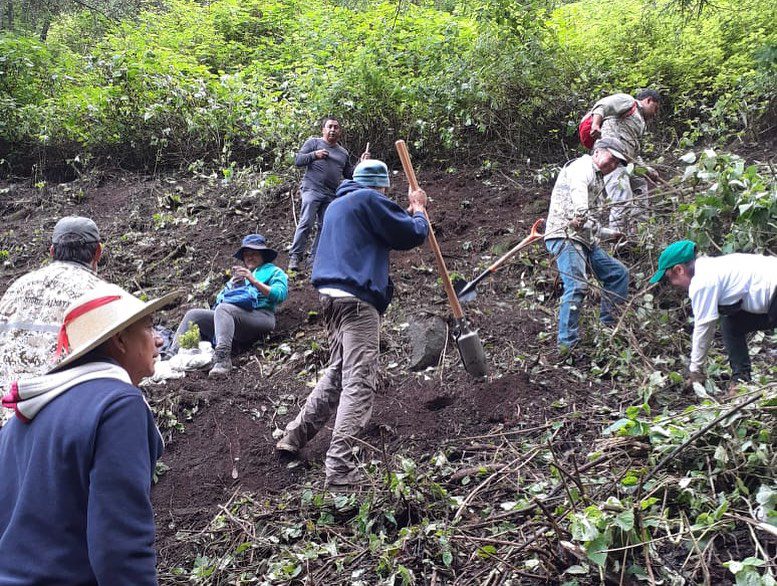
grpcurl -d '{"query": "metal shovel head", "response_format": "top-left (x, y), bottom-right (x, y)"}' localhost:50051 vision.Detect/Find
top-left (455, 326), bottom-right (488, 379)
top-left (452, 276), bottom-right (477, 303)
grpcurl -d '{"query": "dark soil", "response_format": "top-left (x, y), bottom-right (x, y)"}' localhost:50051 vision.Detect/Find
top-left (1, 164), bottom-right (615, 574)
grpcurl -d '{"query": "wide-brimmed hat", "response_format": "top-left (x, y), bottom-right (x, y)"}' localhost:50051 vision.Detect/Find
top-left (593, 137), bottom-right (628, 164)
top-left (50, 284), bottom-right (181, 373)
top-left (649, 240), bottom-right (697, 284)
top-left (233, 234), bottom-right (278, 263)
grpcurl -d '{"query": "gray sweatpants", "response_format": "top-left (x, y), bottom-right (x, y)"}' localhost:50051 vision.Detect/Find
top-left (605, 165), bottom-right (649, 234)
top-left (283, 295), bottom-right (380, 483)
top-left (173, 304), bottom-right (275, 354)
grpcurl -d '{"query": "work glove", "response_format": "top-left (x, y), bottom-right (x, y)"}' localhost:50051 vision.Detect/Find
top-left (684, 370), bottom-right (706, 390)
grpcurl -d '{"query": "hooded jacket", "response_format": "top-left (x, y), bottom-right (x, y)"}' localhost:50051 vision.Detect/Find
top-left (0, 362), bottom-right (162, 585)
top-left (311, 180), bottom-right (429, 314)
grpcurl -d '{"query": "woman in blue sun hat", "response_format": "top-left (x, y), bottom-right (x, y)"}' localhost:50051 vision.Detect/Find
top-left (172, 234), bottom-right (288, 377)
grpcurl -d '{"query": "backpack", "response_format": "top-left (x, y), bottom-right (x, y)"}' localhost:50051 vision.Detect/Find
top-left (578, 101), bottom-right (638, 149)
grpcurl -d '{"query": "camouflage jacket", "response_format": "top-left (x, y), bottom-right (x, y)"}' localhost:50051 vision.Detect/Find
top-left (590, 93), bottom-right (646, 162)
top-left (0, 261), bottom-right (107, 421)
top-left (544, 155), bottom-right (618, 249)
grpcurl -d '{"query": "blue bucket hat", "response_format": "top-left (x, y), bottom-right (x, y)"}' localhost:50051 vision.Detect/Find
top-left (353, 159), bottom-right (390, 188)
top-left (234, 234), bottom-right (278, 263)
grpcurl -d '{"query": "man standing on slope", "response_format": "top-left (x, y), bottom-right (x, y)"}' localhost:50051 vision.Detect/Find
top-left (586, 89), bottom-right (661, 233)
top-left (544, 138), bottom-right (630, 359)
top-left (288, 117), bottom-right (369, 271)
top-left (276, 159), bottom-right (429, 487)
top-left (0, 216), bottom-right (108, 425)
top-left (649, 240), bottom-right (777, 393)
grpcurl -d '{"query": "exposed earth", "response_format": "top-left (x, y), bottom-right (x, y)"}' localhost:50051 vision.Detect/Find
top-left (3, 155), bottom-right (768, 583)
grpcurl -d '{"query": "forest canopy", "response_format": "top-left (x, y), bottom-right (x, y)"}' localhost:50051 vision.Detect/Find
top-left (0, 0), bottom-right (774, 174)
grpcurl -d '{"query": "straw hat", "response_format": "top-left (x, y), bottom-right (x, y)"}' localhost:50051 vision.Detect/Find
top-left (50, 284), bottom-right (181, 373)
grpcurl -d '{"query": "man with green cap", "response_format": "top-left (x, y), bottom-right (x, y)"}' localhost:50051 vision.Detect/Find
top-left (650, 240), bottom-right (777, 390)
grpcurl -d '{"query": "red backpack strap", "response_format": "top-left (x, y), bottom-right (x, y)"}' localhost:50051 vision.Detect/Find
top-left (621, 101), bottom-right (638, 119)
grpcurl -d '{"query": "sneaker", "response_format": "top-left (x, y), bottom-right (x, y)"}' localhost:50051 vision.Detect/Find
top-left (288, 256), bottom-right (300, 271)
top-left (727, 376), bottom-right (751, 398)
top-left (208, 353), bottom-right (232, 378)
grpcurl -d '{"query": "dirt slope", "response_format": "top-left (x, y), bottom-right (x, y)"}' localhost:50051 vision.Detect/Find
top-left (1, 165), bottom-right (620, 576)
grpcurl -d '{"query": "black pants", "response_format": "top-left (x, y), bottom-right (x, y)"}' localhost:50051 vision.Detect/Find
top-left (720, 292), bottom-right (777, 380)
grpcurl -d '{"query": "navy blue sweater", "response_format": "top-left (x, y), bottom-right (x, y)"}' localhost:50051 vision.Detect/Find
top-left (311, 180), bottom-right (429, 313)
top-left (0, 378), bottom-right (162, 585)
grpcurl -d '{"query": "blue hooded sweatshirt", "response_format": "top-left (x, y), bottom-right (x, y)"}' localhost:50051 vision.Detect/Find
top-left (311, 180), bottom-right (429, 314)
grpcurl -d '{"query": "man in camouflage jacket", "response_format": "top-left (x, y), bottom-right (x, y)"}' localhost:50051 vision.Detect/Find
top-left (544, 138), bottom-right (630, 355)
top-left (587, 89), bottom-right (661, 233)
top-left (0, 217), bottom-right (107, 424)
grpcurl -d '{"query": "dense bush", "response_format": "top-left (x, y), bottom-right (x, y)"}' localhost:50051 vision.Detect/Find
top-left (0, 0), bottom-right (774, 175)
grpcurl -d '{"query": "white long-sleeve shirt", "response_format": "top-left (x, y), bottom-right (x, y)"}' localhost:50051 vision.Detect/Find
top-left (688, 254), bottom-right (777, 371)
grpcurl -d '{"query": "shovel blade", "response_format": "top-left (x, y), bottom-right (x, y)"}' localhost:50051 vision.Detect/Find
top-left (452, 276), bottom-right (477, 303)
top-left (456, 327), bottom-right (488, 379)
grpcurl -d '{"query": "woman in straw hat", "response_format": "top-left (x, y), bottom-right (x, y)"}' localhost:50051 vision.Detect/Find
top-left (171, 233), bottom-right (288, 378)
top-left (0, 284), bottom-right (179, 585)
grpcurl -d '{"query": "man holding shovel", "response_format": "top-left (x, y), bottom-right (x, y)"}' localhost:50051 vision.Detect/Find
top-left (276, 159), bottom-right (429, 487)
top-left (545, 137), bottom-right (630, 359)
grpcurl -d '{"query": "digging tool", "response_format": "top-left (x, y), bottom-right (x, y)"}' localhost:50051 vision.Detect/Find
top-left (395, 139), bottom-right (488, 379)
top-left (454, 218), bottom-right (545, 303)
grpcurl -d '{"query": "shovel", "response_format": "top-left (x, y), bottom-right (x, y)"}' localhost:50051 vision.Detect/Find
top-left (395, 140), bottom-right (488, 379)
top-left (454, 218), bottom-right (545, 303)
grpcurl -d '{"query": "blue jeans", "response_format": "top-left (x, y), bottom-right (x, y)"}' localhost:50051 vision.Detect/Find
top-left (289, 188), bottom-right (331, 263)
top-left (545, 238), bottom-right (629, 348)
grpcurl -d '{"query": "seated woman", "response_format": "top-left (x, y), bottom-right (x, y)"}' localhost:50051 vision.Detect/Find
top-left (0, 284), bottom-right (179, 585)
top-left (173, 234), bottom-right (288, 377)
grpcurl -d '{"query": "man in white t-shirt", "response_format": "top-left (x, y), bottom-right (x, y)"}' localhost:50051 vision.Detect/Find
top-left (650, 240), bottom-right (777, 390)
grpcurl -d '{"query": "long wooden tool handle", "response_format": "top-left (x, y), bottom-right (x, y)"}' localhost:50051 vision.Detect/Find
top-left (395, 140), bottom-right (465, 320)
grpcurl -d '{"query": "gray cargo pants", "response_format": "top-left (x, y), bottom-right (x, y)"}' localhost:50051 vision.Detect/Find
top-left (283, 295), bottom-right (380, 483)
top-left (173, 305), bottom-right (275, 354)
top-left (605, 165), bottom-right (649, 234)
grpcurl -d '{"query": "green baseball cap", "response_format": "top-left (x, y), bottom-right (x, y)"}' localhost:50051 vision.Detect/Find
top-left (649, 240), bottom-right (697, 284)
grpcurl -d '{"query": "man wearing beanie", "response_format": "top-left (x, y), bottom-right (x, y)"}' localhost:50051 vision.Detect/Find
top-left (650, 240), bottom-right (777, 392)
top-left (0, 216), bottom-right (108, 424)
top-left (544, 138), bottom-right (630, 359)
top-left (277, 159), bottom-right (429, 487)
top-left (288, 117), bottom-right (369, 271)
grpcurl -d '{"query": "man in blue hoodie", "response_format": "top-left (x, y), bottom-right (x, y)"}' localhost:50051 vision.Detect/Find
top-left (276, 159), bottom-right (429, 487)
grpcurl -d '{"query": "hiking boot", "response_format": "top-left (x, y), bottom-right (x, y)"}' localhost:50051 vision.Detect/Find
top-left (288, 256), bottom-right (300, 271)
top-left (208, 350), bottom-right (232, 378)
top-left (325, 469), bottom-right (364, 489)
top-left (275, 436), bottom-right (299, 458)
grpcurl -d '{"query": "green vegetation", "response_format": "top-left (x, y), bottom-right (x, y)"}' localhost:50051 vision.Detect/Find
top-left (0, 0), bottom-right (774, 174)
top-left (178, 321), bottom-right (201, 350)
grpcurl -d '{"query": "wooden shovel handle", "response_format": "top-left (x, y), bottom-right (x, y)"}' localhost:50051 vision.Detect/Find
top-left (395, 140), bottom-right (465, 320)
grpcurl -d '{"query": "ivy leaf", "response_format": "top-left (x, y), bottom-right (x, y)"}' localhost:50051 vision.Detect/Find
top-left (585, 534), bottom-right (609, 567)
top-left (614, 509), bottom-right (635, 531)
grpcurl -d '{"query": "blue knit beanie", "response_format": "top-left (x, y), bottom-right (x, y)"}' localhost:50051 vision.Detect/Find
top-left (353, 159), bottom-right (390, 188)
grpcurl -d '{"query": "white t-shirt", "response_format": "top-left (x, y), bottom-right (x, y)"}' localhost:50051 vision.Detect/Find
top-left (689, 255), bottom-right (777, 325)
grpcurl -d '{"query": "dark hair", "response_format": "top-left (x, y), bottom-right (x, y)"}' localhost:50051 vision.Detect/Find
top-left (635, 89), bottom-right (661, 102)
top-left (52, 241), bottom-right (100, 266)
top-left (321, 116), bottom-right (340, 128)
